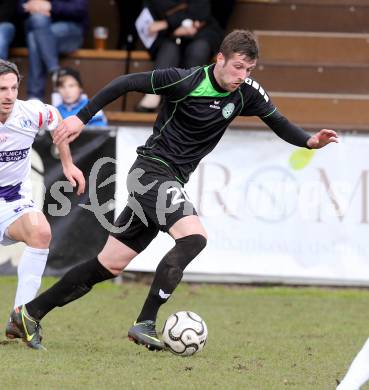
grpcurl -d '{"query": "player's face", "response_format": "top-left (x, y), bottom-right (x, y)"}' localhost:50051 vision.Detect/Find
top-left (58, 76), bottom-right (82, 105)
top-left (215, 53), bottom-right (257, 92)
top-left (0, 73), bottom-right (18, 120)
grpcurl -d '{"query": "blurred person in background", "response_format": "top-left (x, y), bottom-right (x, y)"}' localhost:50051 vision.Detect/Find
top-left (116, 0), bottom-right (143, 50)
top-left (210, 0), bottom-right (236, 30)
top-left (19, 0), bottom-right (88, 100)
top-left (136, 0), bottom-right (223, 112)
top-left (54, 67), bottom-right (107, 128)
top-left (0, 0), bottom-right (16, 59)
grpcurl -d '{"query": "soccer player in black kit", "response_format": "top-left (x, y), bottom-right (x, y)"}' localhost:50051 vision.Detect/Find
top-left (10, 30), bottom-right (339, 350)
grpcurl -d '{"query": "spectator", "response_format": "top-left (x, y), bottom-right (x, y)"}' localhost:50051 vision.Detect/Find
top-left (0, 0), bottom-right (16, 59)
top-left (54, 67), bottom-right (107, 127)
top-left (210, 0), bottom-right (236, 30)
top-left (20, 0), bottom-right (88, 100)
top-left (136, 0), bottom-right (223, 112)
top-left (116, 0), bottom-right (143, 50)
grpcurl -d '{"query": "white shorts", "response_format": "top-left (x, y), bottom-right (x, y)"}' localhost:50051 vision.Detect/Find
top-left (0, 197), bottom-right (38, 246)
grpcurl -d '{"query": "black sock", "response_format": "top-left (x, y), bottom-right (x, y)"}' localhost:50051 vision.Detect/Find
top-left (26, 257), bottom-right (115, 321)
top-left (137, 234), bottom-right (206, 323)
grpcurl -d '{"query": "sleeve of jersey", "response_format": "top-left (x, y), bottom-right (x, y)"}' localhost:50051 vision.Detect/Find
top-left (239, 80), bottom-right (276, 117)
top-left (40, 104), bottom-right (59, 131)
top-left (262, 110), bottom-right (311, 148)
top-left (239, 81), bottom-right (310, 147)
top-left (77, 72), bottom-right (154, 124)
top-left (151, 67), bottom-right (195, 100)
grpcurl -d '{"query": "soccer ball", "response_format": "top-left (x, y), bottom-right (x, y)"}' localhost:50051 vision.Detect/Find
top-left (162, 311), bottom-right (208, 356)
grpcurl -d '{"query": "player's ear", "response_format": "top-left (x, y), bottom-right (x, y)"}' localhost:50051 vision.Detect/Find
top-left (217, 53), bottom-right (225, 66)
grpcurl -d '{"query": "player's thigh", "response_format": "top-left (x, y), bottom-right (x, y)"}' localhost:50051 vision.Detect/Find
top-left (98, 235), bottom-right (138, 274)
top-left (154, 181), bottom-right (207, 239)
top-left (169, 215), bottom-right (208, 240)
top-left (105, 206), bottom-right (159, 273)
top-left (7, 211), bottom-right (51, 245)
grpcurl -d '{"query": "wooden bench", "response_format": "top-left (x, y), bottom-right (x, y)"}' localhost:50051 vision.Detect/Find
top-left (229, 0), bottom-right (369, 33)
top-left (253, 31), bottom-right (369, 94)
top-left (86, 0), bottom-right (369, 51)
top-left (10, 24), bottom-right (369, 131)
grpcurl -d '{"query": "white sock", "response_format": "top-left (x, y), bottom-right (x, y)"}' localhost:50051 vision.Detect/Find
top-left (337, 337), bottom-right (369, 390)
top-left (14, 246), bottom-right (49, 308)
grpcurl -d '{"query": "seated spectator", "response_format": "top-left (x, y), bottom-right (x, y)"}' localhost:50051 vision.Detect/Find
top-left (116, 0), bottom-right (143, 50)
top-left (210, 0), bottom-right (236, 30)
top-left (136, 0), bottom-right (223, 112)
top-left (20, 0), bottom-right (88, 100)
top-left (0, 0), bottom-right (16, 59)
top-left (54, 67), bottom-right (107, 127)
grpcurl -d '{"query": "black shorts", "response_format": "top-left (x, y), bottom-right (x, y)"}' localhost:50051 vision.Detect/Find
top-left (111, 157), bottom-right (197, 253)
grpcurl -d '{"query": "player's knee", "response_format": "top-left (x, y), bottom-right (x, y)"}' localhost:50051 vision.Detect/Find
top-left (164, 234), bottom-right (207, 278)
top-left (195, 234), bottom-right (207, 251)
top-left (98, 252), bottom-right (137, 276)
top-left (176, 234), bottom-right (207, 258)
top-left (27, 225), bottom-right (52, 248)
top-left (103, 265), bottom-right (121, 277)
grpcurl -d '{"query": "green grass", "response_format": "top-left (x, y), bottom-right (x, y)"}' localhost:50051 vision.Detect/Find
top-left (1, 276), bottom-right (369, 389)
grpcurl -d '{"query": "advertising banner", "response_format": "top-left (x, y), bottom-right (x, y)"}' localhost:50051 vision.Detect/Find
top-left (3, 126), bottom-right (369, 285)
top-left (116, 127), bottom-right (369, 285)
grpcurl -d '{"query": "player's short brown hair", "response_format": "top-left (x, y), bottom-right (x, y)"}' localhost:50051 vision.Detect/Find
top-left (219, 30), bottom-right (259, 61)
top-left (0, 59), bottom-right (20, 83)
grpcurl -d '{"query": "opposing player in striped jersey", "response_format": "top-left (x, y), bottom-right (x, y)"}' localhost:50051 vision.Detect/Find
top-left (0, 60), bottom-right (85, 342)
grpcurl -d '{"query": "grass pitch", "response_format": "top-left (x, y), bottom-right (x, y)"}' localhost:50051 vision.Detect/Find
top-left (1, 276), bottom-right (369, 390)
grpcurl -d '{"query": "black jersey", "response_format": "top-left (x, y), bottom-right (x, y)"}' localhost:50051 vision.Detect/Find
top-left (78, 65), bottom-right (311, 183)
top-left (137, 65), bottom-right (279, 183)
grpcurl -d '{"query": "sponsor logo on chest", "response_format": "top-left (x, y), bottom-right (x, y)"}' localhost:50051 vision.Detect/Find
top-left (0, 134), bottom-right (7, 143)
top-left (209, 100), bottom-right (221, 110)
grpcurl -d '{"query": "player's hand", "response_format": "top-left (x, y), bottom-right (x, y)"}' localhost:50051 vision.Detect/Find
top-left (148, 20), bottom-right (168, 35)
top-left (306, 129), bottom-right (339, 149)
top-left (63, 164), bottom-right (86, 196)
top-left (173, 25), bottom-right (198, 37)
top-left (53, 115), bottom-right (84, 145)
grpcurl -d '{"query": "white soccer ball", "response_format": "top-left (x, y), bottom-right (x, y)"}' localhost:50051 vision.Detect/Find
top-left (162, 311), bottom-right (208, 356)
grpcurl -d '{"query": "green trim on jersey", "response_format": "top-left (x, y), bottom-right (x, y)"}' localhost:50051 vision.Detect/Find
top-left (149, 102), bottom-right (179, 147)
top-left (152, 66), bottom-right (203, 94)
top-left (137, 154), bottom-right (185, 184)
top-left (150, 71), bottom-right (155, 94)
top-left (189, 66), bottom-right (231, 98)
top-left (261, 107), bottom-right (277, 118)
top-left (237, 88), bottom-right (244, 115)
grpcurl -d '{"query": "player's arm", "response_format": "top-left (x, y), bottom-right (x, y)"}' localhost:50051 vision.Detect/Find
top-left (54, 109), bottom-right (86, 195)
top-left (53, 72), bottom-right (155, 145)
top-left (240, 81), bottom-right (339, 148)
top-left (262, 110), bottom-right (339, 149)
top-left (53, 68), bottom-right (197, 144)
